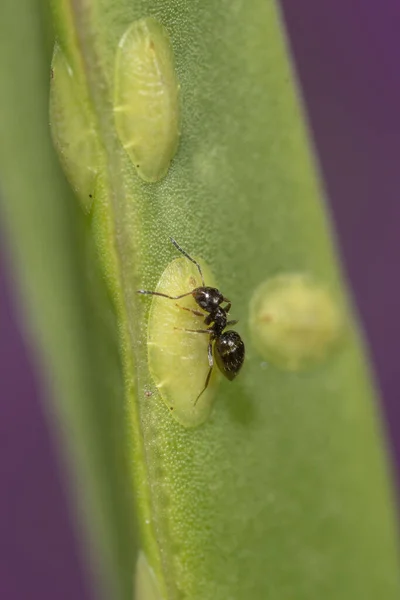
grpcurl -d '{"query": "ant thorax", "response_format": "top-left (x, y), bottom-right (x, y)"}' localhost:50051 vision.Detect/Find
top-left (205, 307), bottom-right (227, 336)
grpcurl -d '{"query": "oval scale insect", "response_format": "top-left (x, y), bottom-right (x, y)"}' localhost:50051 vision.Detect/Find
top-left (113, 17), bottom-right (180, 182)
top-left (138, 239), bottom-right (245, 427)
top-left (249, 273), bottom-right (344, 371)
top-left (49, 43), bottom-right (100, 213)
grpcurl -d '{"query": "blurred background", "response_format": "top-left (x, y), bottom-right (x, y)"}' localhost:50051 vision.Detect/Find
top-left (1, 1), bottom-right (399, 599)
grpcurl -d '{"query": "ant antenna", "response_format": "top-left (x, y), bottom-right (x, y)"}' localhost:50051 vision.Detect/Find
top-left (170, 237), bottom-right (205, 286)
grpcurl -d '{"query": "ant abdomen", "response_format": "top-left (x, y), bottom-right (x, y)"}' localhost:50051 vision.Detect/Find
top-left (214, 331), bottom-right (245, 381)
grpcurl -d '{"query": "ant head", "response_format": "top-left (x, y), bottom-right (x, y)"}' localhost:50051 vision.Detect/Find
top-left (192, 287), bottom-right (224, 312)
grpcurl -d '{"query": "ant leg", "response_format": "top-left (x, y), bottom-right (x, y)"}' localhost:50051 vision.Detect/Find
top-left (224, 302), bottom-right (232, 313)
top-left (207, 338), bottom-right (214, 367)
top-left (137, 290), bottom-right (193, 300)
top-left (175, 304), bottom-right (205, 317)
top-left (194, 341), bottom-right (214, 406)
top-left (170, 238), bottom-right (205, 286)
top-left (226, 319), bottom-right (238, 327)
top-left (173, 327), bottom-right (210, 334)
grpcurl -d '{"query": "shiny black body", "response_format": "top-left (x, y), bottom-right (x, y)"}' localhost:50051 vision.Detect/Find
top-left (215, 331), bottom-right (245, 381)
top-left (137, 238), bottom-right (245, 404)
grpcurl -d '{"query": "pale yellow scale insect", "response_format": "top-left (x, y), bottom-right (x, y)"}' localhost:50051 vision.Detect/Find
top-left (249, 274), bottom-right (344, 371)
top-left (114, 17), bottom-right (181, 182)
top-left (145, 257), bottom-right (219, 428)
top-left (49, 44), bottom-right (100, 213)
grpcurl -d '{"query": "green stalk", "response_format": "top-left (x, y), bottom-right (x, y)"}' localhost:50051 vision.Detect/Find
top-left (0, 1), bottom-right (399, 599)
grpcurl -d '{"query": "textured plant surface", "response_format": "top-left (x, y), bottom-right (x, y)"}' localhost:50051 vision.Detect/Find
top-left (0, 1), bottom-right (399, 599)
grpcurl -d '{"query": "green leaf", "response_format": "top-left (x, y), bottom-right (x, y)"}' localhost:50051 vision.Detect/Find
top-left (1, 0), bottom-right (399, 599)
top-left (0, 2), bottom-right (136, 600)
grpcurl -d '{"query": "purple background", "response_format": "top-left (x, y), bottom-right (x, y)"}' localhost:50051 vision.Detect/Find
top-left (0, 249), bottom-right (92, 600)
top-left (280, 0), bottom-right (400, 470)
top-left (1, 2), bottom-right (399, 598)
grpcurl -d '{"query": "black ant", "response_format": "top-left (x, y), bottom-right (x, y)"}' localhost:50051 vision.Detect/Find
top-left (137, 238), bottom-right (245, 405)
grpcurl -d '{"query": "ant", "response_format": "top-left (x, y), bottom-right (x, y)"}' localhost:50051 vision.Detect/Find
top-left (137, 238), bottom-right (245, 405)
